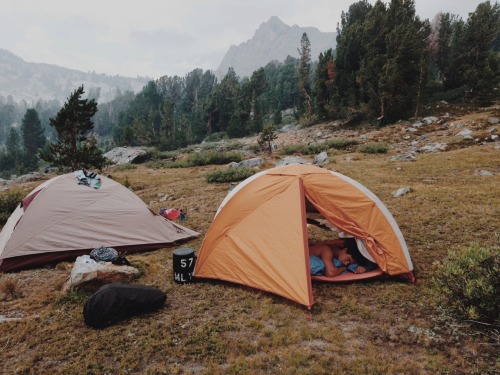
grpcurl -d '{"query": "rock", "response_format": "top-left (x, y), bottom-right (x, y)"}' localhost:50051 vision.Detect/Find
top-left (422, 116), bottom-right (438, 125)
top-left (389, 153), bottom-right (416, 162)
top-left (62, 255), bottom-right (140, 292)
top-left (276, 156), bottom-right (308, 167)
top-left (280, 123), bottom-right (298, 132)
top-left (15, 172), bottom-right (45, 183)
top-left (419, 143), bottom-right (447, 153)
top-left (392, 187), bottom-right (412, 197)
top-left (456, 129), bottom-right (473, 136)
top-left (478, 170), bottom-right (494, 176)
top-left (344, 156), bottom-right (357, 162)
top-left (313, 151), bottom-right (329, 165)
top-left (104, 147), bottom-right (150, 165)
top-left (488, 117), bottom-right (499, 124)
top-left (230, 157), bottom-right (264, 168)
top-left (0, 315), bottom-right (23, 323)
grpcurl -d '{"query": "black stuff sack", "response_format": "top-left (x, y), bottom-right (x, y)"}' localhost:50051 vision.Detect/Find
top-left (90, 246), bottom-right (118, 262)
top-left (83, 284), bottom-right (167, 328)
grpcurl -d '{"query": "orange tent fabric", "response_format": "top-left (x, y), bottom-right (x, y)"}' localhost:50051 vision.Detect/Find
top-left (194, 164), bottom-right (413, 308)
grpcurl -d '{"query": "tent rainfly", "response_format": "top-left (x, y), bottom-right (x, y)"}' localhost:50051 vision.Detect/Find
top-left (0, 173), bottom-right (198, 272)
top-left (194, 164), bottom-right (415, 308)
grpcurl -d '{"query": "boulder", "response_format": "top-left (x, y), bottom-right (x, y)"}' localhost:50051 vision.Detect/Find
top-left (313, 151), bottom-right (329, 165)
top-left (230, 157), bottom-right (264, 169)
top-left (104, 147), bottom-right (150, 165)
top-left (419, 143), bottom-right (447, 153)
top-left (276, 156), bottom-right (308, 167)
top-left (62, 255), bottom-right (140, 292)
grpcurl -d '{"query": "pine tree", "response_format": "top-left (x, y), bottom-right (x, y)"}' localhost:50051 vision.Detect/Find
top-left (335, 0), bottom-right (373, 114)
top-left (40, 85), bottom-right (106, 171)
top-left (314, 49), bottom-right (336, 119)
top-left (4, 127), bottom-right (22, 172)
top-left (462, 1), bottom-right (500, 105)
top-left (298, 32), bottom-right (312, 116)
top-left (20, 108), bottom-right (45, 171)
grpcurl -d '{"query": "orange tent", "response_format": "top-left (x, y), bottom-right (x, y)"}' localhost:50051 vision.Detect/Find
top-left (194, 164), bottom-right (414, 308)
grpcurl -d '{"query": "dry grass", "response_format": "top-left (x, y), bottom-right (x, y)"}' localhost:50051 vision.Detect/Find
top-left (0, 103), bottom-right (499, 374)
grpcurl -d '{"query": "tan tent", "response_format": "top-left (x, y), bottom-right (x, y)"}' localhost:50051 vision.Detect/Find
top-left (194, 164), bottom-right (414, 308)
top-left (0, 173), bottom-right (198, 271)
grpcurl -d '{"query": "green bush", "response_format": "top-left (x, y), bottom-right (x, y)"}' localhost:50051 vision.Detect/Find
top-left (358, 142), bottom-right (390, 154)
top-left (0, 189), bottom-right (25, 225)
top-left (282, 143), bottom-right (328, 155)
top-left (148, 150), bottom-right (244, 169)
top-left (182, 151), bottom-right (243, 167)
top-left (204, 132), bottom-right (228, 142)
top-left (326, 138), bottom-right (359, 150)
top-left (207, 167), bottom-right (255, 183)
top-left (282, 139), bottom-right (358, 156)
top-left (432, 244), bottom-right (500, 323)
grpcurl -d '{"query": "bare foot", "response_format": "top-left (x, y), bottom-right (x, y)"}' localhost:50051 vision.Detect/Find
top-left (355, 266), bottom-right (366, 274)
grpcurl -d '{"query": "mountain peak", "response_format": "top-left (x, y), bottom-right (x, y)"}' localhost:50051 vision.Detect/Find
top-left (216, 17), bottom-right (336, 79)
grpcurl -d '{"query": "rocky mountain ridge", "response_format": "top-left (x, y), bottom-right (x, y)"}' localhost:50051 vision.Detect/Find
top-left (216, 16), bottom-right (336, 79)
top-left (0, 49), bottom-right (149, 105)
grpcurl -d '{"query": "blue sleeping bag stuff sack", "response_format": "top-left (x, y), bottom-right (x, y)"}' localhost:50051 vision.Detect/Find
top-left (83, 284), bottom-right (167, 328)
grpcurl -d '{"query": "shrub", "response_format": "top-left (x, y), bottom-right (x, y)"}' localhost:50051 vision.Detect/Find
top-left (282, 143), bottom-right (327, 155)
top-left (0, 189), bottom-right (25, 225)
top-left (282, 139), bottom-right (359, 156)
top-left (0, 278), bottom-right (22, 300)
top-left (432, 244), bottom-right (500, 323)
top-left (207, 168), bottom-right (255, 183)
top-left (326, 138), bottom-right (359, 150)
top-left (358, 142), bottom-right (390, 154)
top-left (282, 144), bottom-right (305, 155)
top-left (258, 125), bottom-right (278, 154)
top-left (181, 151), bottom-right (243, 167)
top-left (146, 151), bottom-right (244, 169)
top-left (204, 132), bottom-right (228, 142)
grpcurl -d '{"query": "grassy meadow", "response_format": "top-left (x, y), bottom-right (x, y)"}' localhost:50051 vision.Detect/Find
top-left (0, 105), bottom-right (499, 374)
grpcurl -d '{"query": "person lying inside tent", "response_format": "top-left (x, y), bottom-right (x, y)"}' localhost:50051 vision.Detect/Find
top-left (309, 239), bottom-right (377, 277)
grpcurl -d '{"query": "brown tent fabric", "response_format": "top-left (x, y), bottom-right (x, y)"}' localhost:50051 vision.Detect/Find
top-left (194, 164), bottom-right (414, 308)
top-left (0, 173), bottom-right (198, 271)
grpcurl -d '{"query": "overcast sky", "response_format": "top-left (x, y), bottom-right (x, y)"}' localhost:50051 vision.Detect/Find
top-left (0, 0), bottom-right (488, 79)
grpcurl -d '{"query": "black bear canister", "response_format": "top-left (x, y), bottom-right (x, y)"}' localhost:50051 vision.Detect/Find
top-left (173, 248), bottom-right (196, 284)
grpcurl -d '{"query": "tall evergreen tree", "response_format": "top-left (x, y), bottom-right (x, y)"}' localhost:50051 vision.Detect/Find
top-left (335, 0), bottom-right (373, 114)
top-left (298, 32), bottom-right (312, 116)
top-left (462, 1), bottom-right (500, 105)
top-left (20, 108), bottom-right (45, 171)
top-left (4, 127), bottom-right (22, 172)
top-left (248, 67), bottom-right (268, 133)
top-left (434, 13), bottom-right (466, 89)
top-left (356, 0), bottom-right (429, 122)
top-left (314, 49), bottom-right (336, 119)
top-left (40, 85), bottom-right (106, 171)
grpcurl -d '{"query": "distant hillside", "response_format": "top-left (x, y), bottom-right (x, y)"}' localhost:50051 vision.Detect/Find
top-left (216, 16), bottom-right (336, 79)
top-left (0, 49), bottom-right (150, 105)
